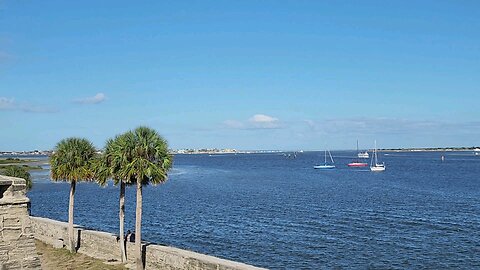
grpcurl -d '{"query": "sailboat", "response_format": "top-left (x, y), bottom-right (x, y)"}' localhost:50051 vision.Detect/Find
top-left (357, 151), bottom-right (369, 159)
top-left (348, 140), bottom-right (368, 167)
top-left (314, 150), bottom-right (336, 169)
top-left (370, 140), bottom-right (385, 172)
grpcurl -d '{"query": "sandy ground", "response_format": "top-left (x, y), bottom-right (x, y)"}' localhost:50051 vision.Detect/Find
top-left (35, 240), bottom-right (126, 270)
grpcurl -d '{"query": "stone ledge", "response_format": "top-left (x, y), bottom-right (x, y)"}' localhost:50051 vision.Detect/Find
top-left (0, 175), bottom-right (27, 185)
top-left (0, 175), bottom-right (30, 205)
top-left (146, 244), bottom-right (265, 270)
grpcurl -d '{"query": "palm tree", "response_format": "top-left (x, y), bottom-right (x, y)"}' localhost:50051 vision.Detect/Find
top-left (94, 133), bottom-right (135, 262)
top-left (50, 137), bottom-right (96, 253)
top-left (2, 165), bottom-right (33, 190)
top-left (121, 127), bottom-right (172, 270)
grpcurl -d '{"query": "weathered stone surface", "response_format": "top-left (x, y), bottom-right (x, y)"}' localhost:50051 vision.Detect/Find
top-left (0, 175), bottom-right (41, 269)
top-left (30, 216), bottom-right (267, 270)
top-left (53, 238), bottom-right (64, 249)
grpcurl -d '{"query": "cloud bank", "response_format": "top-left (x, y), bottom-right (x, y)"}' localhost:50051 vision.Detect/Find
top-left (297, 117), bottom-right (480, 143)
top-left (303, 117), bottom-right (478, 134)
top-left (74, 93), bottom-right (107, 104)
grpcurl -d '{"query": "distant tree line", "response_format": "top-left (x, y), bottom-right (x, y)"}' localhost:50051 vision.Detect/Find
top-left (0, 165), bottom-right (33, 190)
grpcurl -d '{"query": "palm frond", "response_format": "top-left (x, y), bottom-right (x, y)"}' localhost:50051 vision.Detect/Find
top-left (50, 137), bottom-right (96, 183)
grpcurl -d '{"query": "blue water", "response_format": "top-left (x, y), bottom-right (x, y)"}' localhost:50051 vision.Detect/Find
top-left (28, 151), bottom-right (480, 269)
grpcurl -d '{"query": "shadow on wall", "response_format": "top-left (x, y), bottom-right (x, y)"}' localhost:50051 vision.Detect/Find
top-left (75, 230), bottom-right (82, 252)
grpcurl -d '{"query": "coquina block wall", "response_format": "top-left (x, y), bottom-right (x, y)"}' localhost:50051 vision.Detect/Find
top-left (0, 175), bottom-right (41, 269)
top-left (30, 216), bottom-right (267, 270)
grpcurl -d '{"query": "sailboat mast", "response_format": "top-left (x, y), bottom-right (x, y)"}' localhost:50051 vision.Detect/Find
top-left (374, 140), bottom-right (378, 164)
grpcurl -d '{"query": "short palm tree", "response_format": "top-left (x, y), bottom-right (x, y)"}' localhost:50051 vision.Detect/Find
top-left (94, 133), bottom-right (135, 262)
top-left (2, 165), bottom-right (33, 190)
top-left (122, 127), bottom-right (172, 270)
top-left (50, 137), bottom-right (96, 253)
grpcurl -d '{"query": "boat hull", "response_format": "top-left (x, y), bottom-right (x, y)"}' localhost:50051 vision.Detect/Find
top-left (314, 165), bottom-right (336, 169)
top-left (370, 165), bottom-right (386, 172)
top-left (347, 162), bottom-right (368, 167)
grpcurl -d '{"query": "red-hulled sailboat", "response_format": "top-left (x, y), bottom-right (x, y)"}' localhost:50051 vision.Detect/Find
top-left (348, 140), bottom-right (368, 167)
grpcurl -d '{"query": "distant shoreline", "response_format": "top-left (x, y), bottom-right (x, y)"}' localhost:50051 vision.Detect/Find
top-left (379, 147), bottom-right (480, 152)
top-left (1, 147), bottom-right (479, 156)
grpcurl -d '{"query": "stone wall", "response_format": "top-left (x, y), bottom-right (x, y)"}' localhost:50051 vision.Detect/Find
top-left (30, 216), bottom-right (267, 270)
top-left (0, 175), bottom-right (41, 269)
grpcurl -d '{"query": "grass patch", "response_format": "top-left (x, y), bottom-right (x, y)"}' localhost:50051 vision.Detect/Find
top-left (0, 164), bottom-right (43, 171)
top-left (0, 158), bottom-right (39, 164)
top-left (35, 240), bottom-right (126, 270)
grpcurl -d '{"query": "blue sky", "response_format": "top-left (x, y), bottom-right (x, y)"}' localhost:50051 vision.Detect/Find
top-left (1, 1), bottom-right (479, 150)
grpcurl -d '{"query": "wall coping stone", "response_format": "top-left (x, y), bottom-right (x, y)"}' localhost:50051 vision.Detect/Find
top-left (0, 175), bottom-right (30, 205)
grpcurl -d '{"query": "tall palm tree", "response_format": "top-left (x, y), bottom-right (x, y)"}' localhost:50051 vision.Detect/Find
top-left (2, 165), bottom-right (33, 190)
top-left (121, 127), bottom-right (172, 270)
top-left (50, 137), bottom-right (96, 253)
top-left (94, 133), bottom-right (135, 262)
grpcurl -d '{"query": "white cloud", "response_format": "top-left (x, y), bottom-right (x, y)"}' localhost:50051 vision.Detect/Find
top-left (224, 114), bottom-right (282, 130)
top-left (0, 97), bottom-right (15, 110)
top-left (248, 114), bottom-right (280, 129)
top-left (0, 97), bottom-right (57, 113)
top-left (249, 114), bottom-right (278, 123)
top-left (74, 93), bottom-right (107, 104)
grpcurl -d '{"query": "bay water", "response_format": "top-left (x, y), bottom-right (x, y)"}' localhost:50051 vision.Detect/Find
top-left (28, 151), bottom-right (480, 269)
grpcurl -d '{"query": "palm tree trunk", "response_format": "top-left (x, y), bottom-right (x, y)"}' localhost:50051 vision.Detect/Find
top-left (68, 180), bottom-right (76, 253)
top-left (135, 179), bottom-right (143, 269)
top-left (119, 181), bottom-right (127, 262)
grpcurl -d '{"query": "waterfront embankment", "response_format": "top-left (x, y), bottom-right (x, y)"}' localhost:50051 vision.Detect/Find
top-left (30, 216), bottom-right (267, 270)
top-left (1, 174), bottom-right (266, 269)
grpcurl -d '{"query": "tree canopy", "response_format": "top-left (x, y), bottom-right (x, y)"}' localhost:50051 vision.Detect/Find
top-left (122, 126), bottom-right (172, 185)
top-left (50, 137), bottom-right (97, 182)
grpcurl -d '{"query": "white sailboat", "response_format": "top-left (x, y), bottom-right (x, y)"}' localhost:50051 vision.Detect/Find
top-left (370, 140), bottom-right (385, 172)
top-left (358, 151), bottom-right (369, 159)
top-left (314, 150), bottom-right (336, 169)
